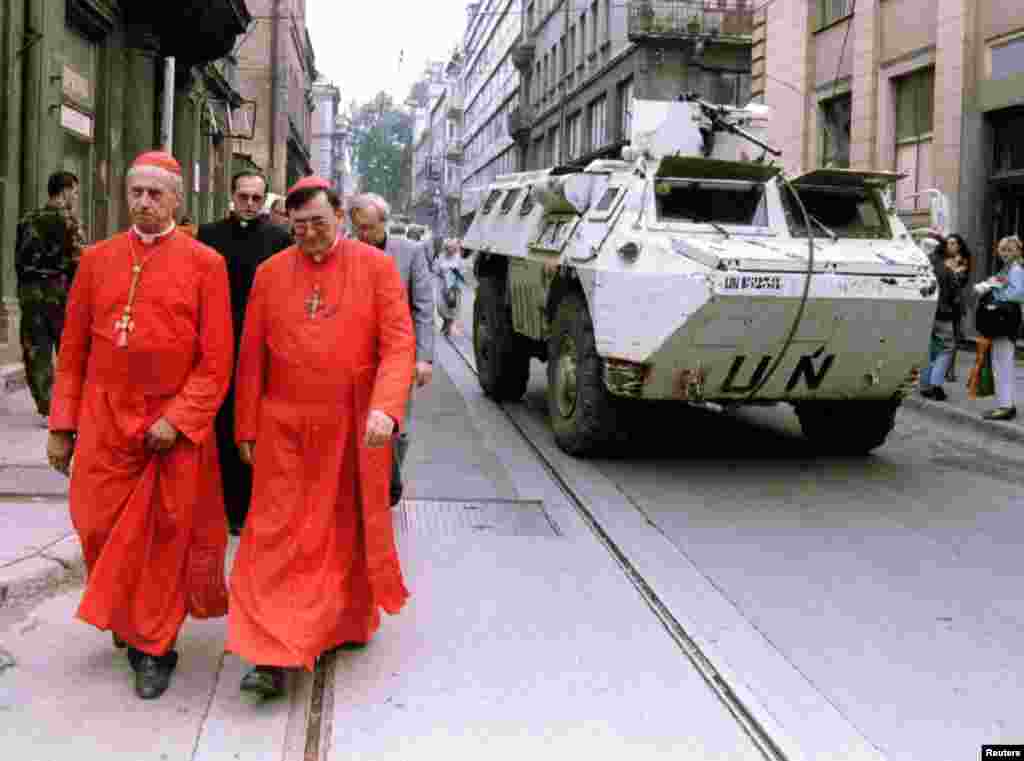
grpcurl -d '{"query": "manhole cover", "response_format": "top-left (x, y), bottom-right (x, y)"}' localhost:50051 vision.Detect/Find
top-left (394, 499), bottom-right (559, 538)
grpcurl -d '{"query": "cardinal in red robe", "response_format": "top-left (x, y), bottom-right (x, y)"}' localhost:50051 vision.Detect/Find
top-left (46, 151), bottom-right (234, 700)
top-left (227, 176), bottom-right (415, 697)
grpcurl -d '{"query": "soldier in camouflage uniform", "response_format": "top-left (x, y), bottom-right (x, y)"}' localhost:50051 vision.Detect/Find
top-left (15, 171), bottom-right (85, 417)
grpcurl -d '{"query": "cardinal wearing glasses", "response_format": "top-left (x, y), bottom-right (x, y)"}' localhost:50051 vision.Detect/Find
top-left (226, 176), bottom-right (415, 698)
top-left (197, 170), bottom-right (292, 535)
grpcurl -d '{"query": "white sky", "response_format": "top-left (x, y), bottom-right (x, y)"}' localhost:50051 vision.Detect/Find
top-left (307, 0), bottom-right (470, 108)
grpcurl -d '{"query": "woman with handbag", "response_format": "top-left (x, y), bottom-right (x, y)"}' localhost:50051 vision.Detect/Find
top-left (921, 233), bottom-right (971, 401)
top-left (974, 235), bottom-right (1024, 420)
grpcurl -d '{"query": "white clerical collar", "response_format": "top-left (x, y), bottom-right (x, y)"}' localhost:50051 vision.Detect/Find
top-left (132, 223), bottom-right (176, 246)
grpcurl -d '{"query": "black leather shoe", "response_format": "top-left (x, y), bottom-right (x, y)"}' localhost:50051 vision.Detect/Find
top-left (335, 641), bottom-right (369, 651)
top-left (921, 387), bottom-right (947, 401)
top-left (133, 651), bottom-right (178, 700)
top-left (983, 406), bottom-right (1017, 421)
top-left (240, 666), bottom-right (286, 698)
top-left (112, 633), bottom-right (127, 649)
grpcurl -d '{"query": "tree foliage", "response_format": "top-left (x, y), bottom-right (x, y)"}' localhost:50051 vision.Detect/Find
top-left (345, 92), bottom-right (413, 210)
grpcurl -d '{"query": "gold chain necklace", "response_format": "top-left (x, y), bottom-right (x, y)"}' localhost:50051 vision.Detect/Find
top-left (114, 235), bottom-right (159, 347)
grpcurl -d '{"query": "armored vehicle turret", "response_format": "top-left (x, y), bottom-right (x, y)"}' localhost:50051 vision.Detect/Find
top-left (463, 95), bottom-right (938, 456)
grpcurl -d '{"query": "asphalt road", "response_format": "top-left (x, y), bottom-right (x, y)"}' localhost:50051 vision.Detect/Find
top-left (505, 348), bottom-right (1024, 761)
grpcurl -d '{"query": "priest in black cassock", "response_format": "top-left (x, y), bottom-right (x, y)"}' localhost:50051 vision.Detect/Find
top-left (199, 170), bottom-right (292, 535)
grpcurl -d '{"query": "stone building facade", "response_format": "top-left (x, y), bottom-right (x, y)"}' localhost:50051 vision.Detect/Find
top-left (311, 77), bottom-right (353, 200)
top-left (754, 0), bottom-right (1024, 279)
top-left (409, 61), bottom-right (457, 232)
top-left (513, 1), bottom-right (754, 170)
top-left (0, 0), bottom-right (251, 367)
top-left (234, 0), bottom-right (316, 197)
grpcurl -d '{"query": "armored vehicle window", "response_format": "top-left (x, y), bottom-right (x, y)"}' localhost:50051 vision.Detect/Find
top-left (519, 186), bottom-right (535, 216)
top-left (595, 186), bottom-right (620, 212)
top-left (482, 190), bottom-right (503, 215)
top-left (781, 185), bottom-right (892, 239)
top-left (500, 188), bottom-right (522, 214)
top-left (654, 181), bottom-right (767, 226)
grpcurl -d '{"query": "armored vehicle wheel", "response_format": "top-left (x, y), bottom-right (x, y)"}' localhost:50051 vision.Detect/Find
top-left (473, 276), bottom-right (530, 401)
top-left (793, 400), bottom-right (899, 454)
top-left (547, 293), bottom-right (622, 456)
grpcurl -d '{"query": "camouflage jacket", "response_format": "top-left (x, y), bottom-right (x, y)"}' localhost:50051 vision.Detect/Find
top-left (14, 203), bottom-right (85, 286)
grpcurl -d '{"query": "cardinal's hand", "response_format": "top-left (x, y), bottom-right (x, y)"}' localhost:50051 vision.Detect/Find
top-left (145, 417), bottom-right (179, 452)
top-left (47, 432), bottom-right (74, 476)
top-left (238, 441), bottom-right (255, 466)
top-left (365, 410), bottom-right (395, 448)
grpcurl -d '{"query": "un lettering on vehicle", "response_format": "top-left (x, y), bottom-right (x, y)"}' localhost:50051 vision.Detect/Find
top-left (722, 274), bottom-right (783, 292)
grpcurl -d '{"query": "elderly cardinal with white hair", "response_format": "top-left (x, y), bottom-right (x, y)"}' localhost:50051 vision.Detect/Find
top-left (46, 151), bottom-right (234, 701)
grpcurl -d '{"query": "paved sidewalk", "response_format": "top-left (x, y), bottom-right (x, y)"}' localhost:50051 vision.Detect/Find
top-left (0, 388), bottom-right (75, 604)
top-left (902, 347), bottom-right (1024, 444)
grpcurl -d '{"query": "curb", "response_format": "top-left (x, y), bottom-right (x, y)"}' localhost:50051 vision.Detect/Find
top-left (901, 395), bottom-right (1024, 446)
top-left (0, 363), bottom-right (26, 396)
top-left (0, 534), bottom-right (84, 608)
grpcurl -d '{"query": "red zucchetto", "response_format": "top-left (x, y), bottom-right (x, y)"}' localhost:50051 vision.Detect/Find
top-left (131, 151), bottom-right (183, 176)
top-left (286, 175), bottom-right (331, 197)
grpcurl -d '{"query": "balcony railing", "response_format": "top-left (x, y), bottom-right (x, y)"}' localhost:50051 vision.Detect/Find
top-left (446, 92), bottom-right (464, 120)
top-left (627, 0), bottom-right (755, 42)
top-left (507, 105), bottom-right (534, 142)
top-left (511, 32), bottom-right (537, 74)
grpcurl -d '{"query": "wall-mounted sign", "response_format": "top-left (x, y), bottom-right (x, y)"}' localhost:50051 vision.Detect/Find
top-left (61, 104), bottom-right (93, 140)
top-left (62, 65), bottom-right (92, 107)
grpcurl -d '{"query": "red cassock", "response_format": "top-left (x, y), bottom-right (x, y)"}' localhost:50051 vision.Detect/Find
top-left (49, 229), bottom-right (234, 656)
top-left (228, 238), bottom-right (415, 671)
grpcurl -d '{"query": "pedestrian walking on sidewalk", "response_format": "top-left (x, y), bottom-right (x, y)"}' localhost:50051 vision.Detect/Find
top-left (437, 238), bottom-right (467, 337)
top-left (227, 177), bottom-right (415, 698)
top-left (198, 171), bottom-right (292, 536)
top-left (46, 151), bottom-right (234, 701)
top-left (15, 171), bottom-right (85, 421)
top-left (920, 233), bottom-right (971, 401)
top-left (350, 193), bottom-right (434, 503)
top-left (974, 235), bottom-right (1024, 420)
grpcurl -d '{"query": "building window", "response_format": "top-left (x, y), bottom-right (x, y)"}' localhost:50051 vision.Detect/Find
top-left (816, 0), bottom-right (852, 30)
top-left (991, 37), bottom-right (1024, 80)
top-left (618, 78), bottom-right (634, 139)
top-left (580, 14), bottom-right (587, 65)
top-left (604, 0), bottom-right (612, 42)
top-left (820, 93), bottom-right (851, 168)
top-left (569, 26), bottom-right (576, 72)
top-left (567, 112), bottom-right (582, 158)
top-left (893, 68), bottom-right (935, 210)
top-left (993, 108), bottom-right (1024, 174)
top-left (590, 96), bottom-right (607, 152)
top-left (590, 2), bottom-right (599, 56)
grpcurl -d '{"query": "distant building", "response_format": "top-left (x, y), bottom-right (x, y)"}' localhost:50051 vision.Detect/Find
top-left (408, 60), bottom-right (459, 235)
top-left (311, 77), bottom-right (352, 200)
top-left (234, 0), bottom-right (317, 195)
top-left (451, 0), bottom-right (753, 227)
top-left (755, 0), bottom-right (1024, 280)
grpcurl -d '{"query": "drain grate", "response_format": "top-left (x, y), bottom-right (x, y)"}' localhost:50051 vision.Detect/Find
top-left (394, 499), bottom-right (559, 538)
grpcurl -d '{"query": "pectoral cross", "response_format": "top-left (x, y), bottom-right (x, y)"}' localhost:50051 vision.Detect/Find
top-left (114, 310), bottom-right (134, 347)
top-left (305, 284), bottom-right (322, 319)
top-left (115, 262), bottom-right (145, 348)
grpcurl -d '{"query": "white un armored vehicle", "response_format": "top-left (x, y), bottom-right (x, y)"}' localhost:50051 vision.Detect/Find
top-left (462, 95), bottom-right (938, 456)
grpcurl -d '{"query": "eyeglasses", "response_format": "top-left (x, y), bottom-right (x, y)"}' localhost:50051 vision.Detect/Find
top-left (234, 192), bottom-right (265, 205)
top-left (292, 216), bottom-right (332, 232)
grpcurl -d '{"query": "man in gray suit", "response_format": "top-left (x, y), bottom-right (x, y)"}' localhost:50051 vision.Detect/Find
top-left (349, 194), bottom-right (434, 484)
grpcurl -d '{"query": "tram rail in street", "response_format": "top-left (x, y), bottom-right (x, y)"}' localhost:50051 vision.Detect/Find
top-left (439, 329), bottom-right (790, 761)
